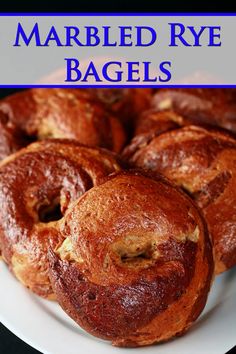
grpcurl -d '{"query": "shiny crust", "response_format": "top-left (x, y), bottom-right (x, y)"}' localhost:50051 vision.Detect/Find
top-left (124, 126), bottom-right (236, 273)
top-left (0, 88), bottom-right (126, 154)
top-left (0, 140), bottom-right (121, 298)
top-left (151, 88), bottom-right (236, 133)
top-left (123, 110), bottom-right (187, 163)
top-left (49, 171), bottom-right (213, 346)
top-left (135, 110), bottom-right (182, 137)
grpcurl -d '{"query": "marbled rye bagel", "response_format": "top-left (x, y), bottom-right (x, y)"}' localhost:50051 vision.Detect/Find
top-left (0, 139), bottom-right (121, 298)
top-left (151, 88), bottom-right (236, 134)
top-left (124, 126), bottom-right (236, 274)
top-left (0, 88), bottom-right (126, 157)
top-left (49, 171), bottom-right (213, 347)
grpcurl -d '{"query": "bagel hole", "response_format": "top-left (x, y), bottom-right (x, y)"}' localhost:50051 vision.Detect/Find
top-left (120, 244), bottom-right (154, 264)
top-left (112, 236), bottom-right (159, 268)
top-left (38, 197), bottom-right (63, 223)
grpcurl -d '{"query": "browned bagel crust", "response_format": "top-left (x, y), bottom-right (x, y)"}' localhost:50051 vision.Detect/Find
top-left (135, 110), bottom-right (182, 137)
top-left (0, 89), bottom-right (126, 155)
top-left (126, 110), bottom-right (186, 162)
top-left (0, 140), bottom-right (121, 298)
top-left (124, 126), bottom-right (236, 274)
top-left (151, 88), bottom-right (236, 133)
top-left (49, 170), bottom-right (213, 347)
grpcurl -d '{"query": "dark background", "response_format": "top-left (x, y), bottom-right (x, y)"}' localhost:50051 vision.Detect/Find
top-left (1, 1), bottom-right (236, 13)
top-left (1, 2), bottom-right (236, 354)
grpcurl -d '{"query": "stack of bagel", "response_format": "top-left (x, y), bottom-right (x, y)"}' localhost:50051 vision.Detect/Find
top-left (0, 87), bottom-right (235, 347)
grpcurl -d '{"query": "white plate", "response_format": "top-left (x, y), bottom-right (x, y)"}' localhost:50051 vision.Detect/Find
top-left (0, 261), bottom-right (235, 354)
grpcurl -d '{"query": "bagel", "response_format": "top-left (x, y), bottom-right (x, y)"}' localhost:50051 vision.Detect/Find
top-left (151, 88), bottom-right (236, 134)
top-left (0, 88), bottom-right (126, 157)
top-left (124, 126), bottom-right (236, 274)
top-left (49, 170), bottom-right (213, 346)
top-left (0, 139), bottom-right (121, 298)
